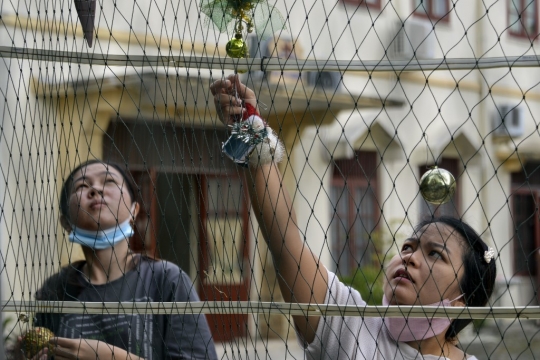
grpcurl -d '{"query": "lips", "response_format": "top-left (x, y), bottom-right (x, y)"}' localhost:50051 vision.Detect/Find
top-left (393, 268), bottom-right (414, 283)
top-left (89, 200), bottom-right (106, 209)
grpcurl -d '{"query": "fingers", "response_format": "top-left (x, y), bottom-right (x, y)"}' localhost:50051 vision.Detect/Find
top-left (49, 343), bottom-right (77, 360)
top-left (211, 74), bottom-right (260, 124)
top-left (209, 79), bottom-right (232, 96)
top-left (210, 75), bottom-right (254, 102)
top-left (35, 348), bottom-right (49, 360)
top-left (213, 90), bottom-right (244, 125)
top-left (50, 337), bottom-right (73, 347)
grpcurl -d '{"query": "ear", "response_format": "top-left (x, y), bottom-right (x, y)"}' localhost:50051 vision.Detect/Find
top-left (131, 202), bottom-right (141, 220)
top-left (452, 295), bottom-right (466, 308)
top-left (60, 215), bottom-right (72, 233)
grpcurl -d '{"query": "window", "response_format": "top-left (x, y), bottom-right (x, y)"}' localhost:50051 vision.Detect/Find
top-left (342, 0), bottom-right (382, 10)
top-left (413, 0), bottom-right (450, 22)
top-left (511, 193), bottom-right (538, 276)
top-left (511, 163), bottom-right (540, 277)
top-left (330, 151), bottom-right (380, 277)
top-left (418, 158), bottom-right (460, 218)
top-left (508, 0), bottom-right (538, 39)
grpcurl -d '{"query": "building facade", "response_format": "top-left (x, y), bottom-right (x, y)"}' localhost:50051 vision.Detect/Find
top-left (0, 0), bottom-right (538, 343)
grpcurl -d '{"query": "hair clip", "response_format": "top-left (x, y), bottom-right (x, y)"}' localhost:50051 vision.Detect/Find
top-left (484, 247), bottom-right (495, 263)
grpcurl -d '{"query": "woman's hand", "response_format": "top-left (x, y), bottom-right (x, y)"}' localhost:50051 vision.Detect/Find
top-left (209, 74), bottom-right (258, 125)
top-left (13, 336), bottom-right (49, 360)
top-left (50, 337), bottom-right (142, 360)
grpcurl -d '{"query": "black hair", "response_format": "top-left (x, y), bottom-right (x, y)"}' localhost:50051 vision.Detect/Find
top-left (415, 216), bottom-right (497, 340)
top-left (59, 159), bottom-right (138, 221)
top-left (53, 160), bottom-right (140, 301)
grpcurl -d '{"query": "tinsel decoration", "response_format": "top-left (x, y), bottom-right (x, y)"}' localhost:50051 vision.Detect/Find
top-left (419, 166), bottom-right (456, 205)
top-left (222, 116), bottom-right (268, 166)
top-left (21, 327), bottom-right (55, 359)
top-left (200, 0), bottom-right (286, 58)
top-left (74, 0), bottom-right (97, 47)
top-left (229, 117), bottom-right (268, 145)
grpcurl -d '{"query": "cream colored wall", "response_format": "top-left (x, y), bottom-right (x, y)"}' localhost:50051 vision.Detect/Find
top-left (290, 0), bottom-right (540, 308)
top-left (0, 32), bottom-right (60, 335)
top-left (1, 1), bottom-right (539, 343)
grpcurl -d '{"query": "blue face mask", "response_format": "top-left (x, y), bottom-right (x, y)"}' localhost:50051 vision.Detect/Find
top-left (68, 218), bottom-right (134, 250)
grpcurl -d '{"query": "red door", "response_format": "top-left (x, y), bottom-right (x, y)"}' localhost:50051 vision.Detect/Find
top-left (130, 170), bottom-right (158, 257)
top-left (198, 175), bottom-right (250, 341)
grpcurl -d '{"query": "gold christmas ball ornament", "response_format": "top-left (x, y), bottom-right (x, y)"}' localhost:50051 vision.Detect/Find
top-left (419, 167), bottom-right (456, 205)
top-left (226, 35), bottom-right (248, 58)
top-left (21, 327), bottom-right (55, 359)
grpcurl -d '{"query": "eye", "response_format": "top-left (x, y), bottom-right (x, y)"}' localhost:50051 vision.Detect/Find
top-left (401, 244), bottom-right (413, 252)
top-left (428, 250), bottom-right (442, 259)
top-left (74, 183), bottom-right (88, 191)
top-left (105, 178), bottom-right (119, 186)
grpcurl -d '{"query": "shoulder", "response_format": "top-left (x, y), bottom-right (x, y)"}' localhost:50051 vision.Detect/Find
top-left (135, 255), bottom-right (187, 280)
top-left (135, 256), bottom-right (196, 295)
top-left (35, 261), bottom-right (85, 300)
top-left (325, 270), bottom-right (367, 307)
top-left (139, 257), bottom-right (199, 301)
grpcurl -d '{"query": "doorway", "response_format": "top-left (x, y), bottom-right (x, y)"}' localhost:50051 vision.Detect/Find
top-left (105, 120), bottom-right (251, 341)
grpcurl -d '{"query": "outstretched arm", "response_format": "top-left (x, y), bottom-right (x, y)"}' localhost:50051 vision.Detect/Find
top-left (210, 75), bottom-right (328, 343)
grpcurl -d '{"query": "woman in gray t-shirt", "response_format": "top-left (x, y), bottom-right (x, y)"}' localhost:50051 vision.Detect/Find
top-left (22, 160), bottom-right (216, 360)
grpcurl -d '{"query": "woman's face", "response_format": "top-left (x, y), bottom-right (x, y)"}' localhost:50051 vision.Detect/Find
top-left (66, 163), bottom-right (135, 231)
top-left (384, 222), bottom-right (466, 306)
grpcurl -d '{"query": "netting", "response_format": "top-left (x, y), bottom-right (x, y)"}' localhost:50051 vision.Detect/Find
top-left (1, 0), bottom-right (540, 359)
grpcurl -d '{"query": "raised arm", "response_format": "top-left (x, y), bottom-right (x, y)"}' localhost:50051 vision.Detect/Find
top-left (210, 75), bottom-right (328, 343)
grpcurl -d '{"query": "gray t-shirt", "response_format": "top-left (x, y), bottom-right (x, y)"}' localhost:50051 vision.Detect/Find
top-left (35, 256), bottom-right (217, 360)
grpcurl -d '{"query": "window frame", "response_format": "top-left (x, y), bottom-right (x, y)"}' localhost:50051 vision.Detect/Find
top-left (511, 164), bottom-right (540, 279)
top-left (330, 151), bottom-right (380, 277)
top-left (412, 0), bottom-right (451, 23)
top-left (341, 0), bottom-right (382, 11)
top-left (510, 189), bottom-right (539, 277)
top-left (508, 0), bottom-right (539, 40)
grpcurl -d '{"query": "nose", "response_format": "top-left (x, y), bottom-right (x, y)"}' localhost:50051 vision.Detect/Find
top-left (88, 185), bottom-right (103, 197)
top-left (401, 250), bottom-right (418, 268)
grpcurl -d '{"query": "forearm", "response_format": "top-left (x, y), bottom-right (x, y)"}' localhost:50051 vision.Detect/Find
top-left (108, 346), bottom-right (144, 360)
top-left (245, 163), bottom-right (328, 343)
top-left (96, 344), bottom-right (144, 360)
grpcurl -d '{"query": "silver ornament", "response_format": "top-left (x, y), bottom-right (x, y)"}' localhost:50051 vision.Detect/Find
top-left (419, 166), bottom-right (456, 205)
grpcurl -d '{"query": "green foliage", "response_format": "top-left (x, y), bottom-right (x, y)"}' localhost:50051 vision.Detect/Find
top-left (2, 315), bottom-right (15, 347)
top-left (340, 266), bottom-right (384, 306)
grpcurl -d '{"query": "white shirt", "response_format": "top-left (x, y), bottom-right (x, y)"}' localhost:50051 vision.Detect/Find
top-left (298, 271), bottom-right (478, 360)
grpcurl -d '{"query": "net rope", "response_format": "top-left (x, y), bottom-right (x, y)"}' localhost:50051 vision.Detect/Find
top-left (1, 0), bottom-right (540, 359)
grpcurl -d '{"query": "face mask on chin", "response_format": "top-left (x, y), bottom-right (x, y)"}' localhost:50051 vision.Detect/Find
top-left (382, 294), bottom-right (464, 342)
top-left (68, 204), bottom-right (136, 250)
top-left (69, 217), bottom-right (134, 250)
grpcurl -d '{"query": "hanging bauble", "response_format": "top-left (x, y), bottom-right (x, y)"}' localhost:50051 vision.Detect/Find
top-left (200, 0), bottom-right (286, 58)
top-left (419, 166), bottom-right (456, 205)
top-left (21, 327), bottom-right (55, 359)
top-left (226, 34), bottom-right (248, 58)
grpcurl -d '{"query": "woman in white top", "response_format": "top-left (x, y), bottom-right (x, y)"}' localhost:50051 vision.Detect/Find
top-left (210, 75), bottom-right (497, 360)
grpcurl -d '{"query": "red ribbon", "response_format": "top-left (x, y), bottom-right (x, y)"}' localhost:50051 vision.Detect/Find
top-left (243, 103), bottom-right (261, 120)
